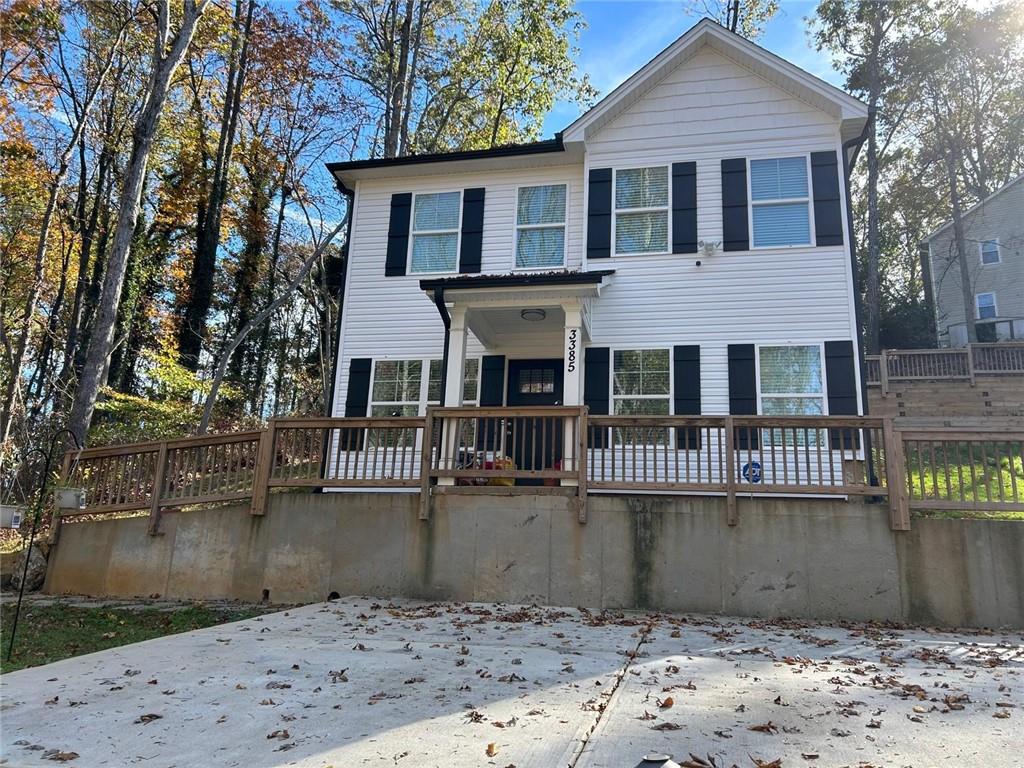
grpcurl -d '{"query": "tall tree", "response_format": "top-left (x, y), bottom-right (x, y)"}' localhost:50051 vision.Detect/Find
top-left (68, 0), bottom-right (213, 444)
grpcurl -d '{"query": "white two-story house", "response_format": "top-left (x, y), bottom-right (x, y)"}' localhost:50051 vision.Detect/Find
top-left (325, 19), bottom-right (869, 466)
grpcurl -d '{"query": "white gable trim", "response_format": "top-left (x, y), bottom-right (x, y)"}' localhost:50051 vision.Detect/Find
top-left (562, 18), bottom-right (867, 144)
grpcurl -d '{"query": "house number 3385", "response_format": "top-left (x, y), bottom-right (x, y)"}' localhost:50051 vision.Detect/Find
top-left (566, 329), bottom-right (578, 373)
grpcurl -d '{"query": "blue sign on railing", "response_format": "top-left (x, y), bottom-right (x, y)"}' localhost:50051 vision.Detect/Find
top-left (742, 461), bottom-right (762, 484)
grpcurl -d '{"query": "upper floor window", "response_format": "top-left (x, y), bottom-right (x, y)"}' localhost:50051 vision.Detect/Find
top-left (976, 292), bottom-right (997, 320)
top-left (750, 157), bottom-right (810, 248)
top-left (516, 184), bottom-right (566, 269)
top-left (614, 166), bottom-right (668, 255)
top-left (410, 191), bottom-right (461, 273)
top-left (980, 239), bottom-right (1000, 265)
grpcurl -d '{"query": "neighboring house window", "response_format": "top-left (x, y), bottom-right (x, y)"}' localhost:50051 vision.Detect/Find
top-left (410, 191), bottom-right (461, 273)
top-left (370, 360), bottom-right (422, 416)
top-left (976, 292), bottom-right (997, 320)
top-left (980, 239), bottom-right (1000, 265)
top-left (612, 349), bottom-right (670, 415)
top-left (516, 185), bottom-right (566, 268)
top-left (427, 358), bottom-right (480, 405)
top-left (749, 157), bottom-right (811, 247)
top-left (614, 167), bottom-right (669, 255)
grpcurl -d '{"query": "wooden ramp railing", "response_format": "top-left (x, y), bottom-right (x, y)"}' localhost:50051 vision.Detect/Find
top-left (56, 411), bottom-right (1024, 534)
top-left (866, 342), bottom-right (1024, 394)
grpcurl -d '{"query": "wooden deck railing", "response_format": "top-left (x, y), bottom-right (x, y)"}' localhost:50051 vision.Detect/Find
top-left (57, 410), bottom-right (1024, 534)
top-left (866, 342), bottom-right (1024, 394)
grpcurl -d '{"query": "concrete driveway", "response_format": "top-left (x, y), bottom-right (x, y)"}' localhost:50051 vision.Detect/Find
top-left (1, 598), bottom-right (1021, 767)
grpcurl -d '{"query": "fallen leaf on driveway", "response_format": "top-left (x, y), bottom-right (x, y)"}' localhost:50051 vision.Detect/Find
top-left (993, 710), bottom-right (1011, 719)
top-left (134, 713), bottom-right (162, 724)
top-left (651, 721), bottom-right (683, 731)
top-left (42, 750), bottom-right (79, 762)
top-left (486, 742), bottom-right (498, 757)
top-left (748, 722), bottom-right (778, 735)
top-left (658, 696), bottom-right (674, 709)
top-left (267, 729), bottom-right (290, 740)
top-left (750, 757), bottom-right (782, 768)
top-left (801, 754), bottom-right (819, 761)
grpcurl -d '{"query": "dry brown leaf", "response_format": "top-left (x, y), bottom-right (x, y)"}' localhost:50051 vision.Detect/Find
top-left (748, 721), bottom-right (778, 735)
top-left (658, 696), bottom-right (675, 709)
top-left (43, 751), bottom-right (80, 762)
top-left (486, 742), bottom-right (498, 757)
top-left (750, 757), bottom-right (783, 768)
top-left (134, 713), bottom-right (162, 724)
top-left (651, 721), bottom-right (683, 731)
top-left (993, 710), bottom-right (1011, 719)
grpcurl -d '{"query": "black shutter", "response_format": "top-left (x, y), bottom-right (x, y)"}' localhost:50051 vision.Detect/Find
top-left (672, 162), bottom-right (698, 254)
top-left (811, 151), bottom-right (843, 247)
top-left (459, 187), bottom-right (485, 273)
top-left (587, 168), bottom-right (612, 259)
top-left (341, 357), bottom-right (372, 449)
top-left (673, 345), bottom-right (701, 448)
top-left (479, 355), bottom-right (505, 450)
top-left (727, 344), bottom-right (758, 450)
top-left (584, 346), bottom-right (610, 448)
top-left (385, 193), bottom-right (412, 276)
top-left (721, 158), bottom-right (749, 252)
top-left (824, 340), bottom-right (860, 450)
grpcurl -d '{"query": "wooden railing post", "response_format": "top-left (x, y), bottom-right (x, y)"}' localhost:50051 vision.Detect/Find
top-left (250, 420), bottom-right (276, 516)
top-left (418, 410), bottom-right (433, 520)
top-left (576, 406), bottom-right (588, 524)
top-left (966, 343), bottom-right (976, 387)
top-left (724, 416), bottom-right (737, 526)
top-left (147, 442), bottom-right (169, 535)
top-left (882, 418), bottom-right (910, 531)
top-left (879, 349), bottom-right (890, 397)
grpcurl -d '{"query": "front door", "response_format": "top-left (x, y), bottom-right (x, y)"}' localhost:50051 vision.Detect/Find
top-left (506, 359), bottom-right (563, 482)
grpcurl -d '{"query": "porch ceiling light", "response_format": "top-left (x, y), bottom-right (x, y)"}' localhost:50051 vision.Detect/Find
top-left (520, 308), bottom-right (546, 322)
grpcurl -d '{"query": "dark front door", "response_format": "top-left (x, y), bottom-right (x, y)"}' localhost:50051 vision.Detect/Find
top-left (506, 359), bottom-right (563, 483)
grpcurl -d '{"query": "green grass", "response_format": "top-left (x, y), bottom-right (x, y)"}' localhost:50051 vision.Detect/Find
top-left (0, 602), bottom-right (267, 674)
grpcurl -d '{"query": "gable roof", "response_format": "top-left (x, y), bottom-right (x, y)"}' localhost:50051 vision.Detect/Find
top-left (923, 171), bottom-right (1024, 242)
top-left (562, 18), bottom-right (868, 144)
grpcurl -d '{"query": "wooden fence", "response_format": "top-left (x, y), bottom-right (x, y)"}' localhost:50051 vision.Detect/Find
top-left (865, 342), bottom-right (1024, 395)
top-left (57, 409), bottom-right (1024, 535)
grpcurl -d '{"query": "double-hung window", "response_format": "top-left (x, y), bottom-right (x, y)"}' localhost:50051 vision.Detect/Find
top-left (370, 360), bottom-right (422, 417)
top-left (750, 157), bottom-right (811, 248)
top-left (427, 357), bottom-right (480, 405)
top-left (980, 239), bottom-right (1000, 265)
top-left (613, 349), bottom-right (670, 415)
top-left (410, 191), bottom-right (461, 273)
top-left (516, 185), bottom-right (566, 268)
top-left (614, 166), bottom-right (669, 255)
top-left (759, 345), bottom-right (825, 446)
top-left (976, 292), bottom-right (997, 320)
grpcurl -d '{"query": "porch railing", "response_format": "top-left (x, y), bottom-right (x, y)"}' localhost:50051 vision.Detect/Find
top-left (57, 409), bottom-right (1024, 534)
top-left (865, 342), bottom-right (1024, 395)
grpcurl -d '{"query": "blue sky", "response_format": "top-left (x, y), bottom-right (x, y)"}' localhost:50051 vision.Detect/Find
top-left (541, 0), bottom-right (840, 136)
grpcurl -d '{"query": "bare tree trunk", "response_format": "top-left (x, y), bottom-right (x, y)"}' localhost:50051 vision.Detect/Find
top-left (945, 148), bottom-right (977, 344)
top-left (384, 0), bottom-right (414, 158)
top-left (0, 26), bottom-right (126, 444)
top-left (178, 0), bottom-right (255, 370)
top-left (68, 0), bottom-right (212, 445)
top-left (198, 217), bottom-right (346, 433)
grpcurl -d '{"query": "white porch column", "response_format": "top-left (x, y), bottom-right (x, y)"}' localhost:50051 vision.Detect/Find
top-left (438, 307), bottom-right (467, 486)
top-left (561, 302), bottom-right (584, 485)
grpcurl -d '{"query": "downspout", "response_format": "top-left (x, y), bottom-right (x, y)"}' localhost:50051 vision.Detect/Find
top-left (842, 109), bottom-right (874, 485)
top-left (432, 287), bottom-right (450, 405)
top-left (842, 109), bottom-right (873, 419)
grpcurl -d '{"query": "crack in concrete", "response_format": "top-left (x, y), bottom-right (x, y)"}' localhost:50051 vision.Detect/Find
top-left (566, 617), bottom-right (657, 768)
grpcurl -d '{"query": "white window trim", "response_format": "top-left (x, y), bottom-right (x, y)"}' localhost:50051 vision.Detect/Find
top-left (747, 155), bottom-right (815, 250)
top-left (368, 358), bottom-right (425, 417)
top-left (611, 165), bottom-right (672, 257)
top-left (979, 238), bottom-right (1000, 266)
top-left (975, 292), bottom-right (998, 320)
top-left (407, 190), bottom-right (463, 276)
top-left (426, 356), bottom-right (480, 407)
top-left (513, 183), bottom-right (568, 271)
top-left (754, 342), bottom-right (829, 415)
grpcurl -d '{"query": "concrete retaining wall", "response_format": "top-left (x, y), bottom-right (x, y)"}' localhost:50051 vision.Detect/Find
top-left (44, 493), bottom-right (1024, 628)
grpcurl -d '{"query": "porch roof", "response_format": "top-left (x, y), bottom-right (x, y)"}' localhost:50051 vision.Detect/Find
top-left (419, 270), bottom-right (614, 293)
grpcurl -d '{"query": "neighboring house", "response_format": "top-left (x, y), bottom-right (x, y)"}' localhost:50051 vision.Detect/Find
top-left (924, 172), bottom-right (1024, 347)
top-left (325, 19), bottom-right (869, 441)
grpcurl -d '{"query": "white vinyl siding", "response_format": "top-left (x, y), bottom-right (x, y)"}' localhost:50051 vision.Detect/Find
top-left (976, 292), bottom-right (997, 319)
top-left (516, 184), bottom-right (566, 269)
top-left (980, 239), bottom-right (1000, 265)
top-left (613, 166), bottom-right (669, 255)
top-left (410, 191), bottom-right (461, 273)
top-left (749, 157), bottom-right (810, 248)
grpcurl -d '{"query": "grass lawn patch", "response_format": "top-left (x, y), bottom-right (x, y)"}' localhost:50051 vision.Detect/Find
top-left (0, 601), bottom-right (268, 674)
